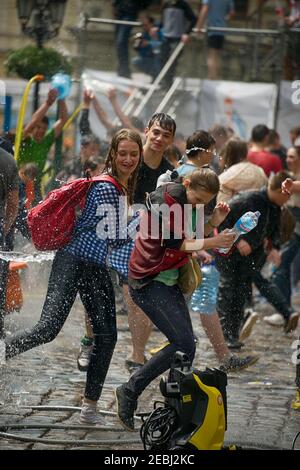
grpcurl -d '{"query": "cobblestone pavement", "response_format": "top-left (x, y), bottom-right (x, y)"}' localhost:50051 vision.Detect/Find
top-left (0, 261), bottom-right (300, 450)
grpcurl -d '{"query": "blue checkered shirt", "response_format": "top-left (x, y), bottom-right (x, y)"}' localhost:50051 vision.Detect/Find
top-left (64, 182), bottom-right (139, 266)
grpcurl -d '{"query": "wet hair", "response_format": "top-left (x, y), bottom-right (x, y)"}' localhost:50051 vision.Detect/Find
top-left (186, 167), bottom-right (220, 195)
top-left (83, 156), bottom-right (106, 177)
top-left (41, 116), bottom-right (49, 126)
top-left (221, 137), bottom-right (248, 168)
top-left (147, 113), bottom-right (176, 136)
top-left (269, 171), bottom-right (290, 191)
top-left (185, 130), bottom-right (215, 158)
top-left (103, 128), bottom-right (143, 205)
top-left (251, 124), bottom-right (269, 143)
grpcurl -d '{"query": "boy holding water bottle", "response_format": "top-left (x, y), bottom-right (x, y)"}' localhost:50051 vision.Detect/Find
top-left (215, 171), bottom-right (292, 349)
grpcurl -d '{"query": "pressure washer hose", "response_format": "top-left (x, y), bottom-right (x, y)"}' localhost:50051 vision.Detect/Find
top-left (14, 75), bottom-right (44, 164)
top-left (0, 405), bottom-right (142, 447)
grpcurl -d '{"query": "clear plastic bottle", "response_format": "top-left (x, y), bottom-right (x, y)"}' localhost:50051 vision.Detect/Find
top-left (190, 262), bottom-right (220, 314)
top-left (50, 73), bottom-right (71, 100)
top-left (217, 210), bottom-right (261, 254)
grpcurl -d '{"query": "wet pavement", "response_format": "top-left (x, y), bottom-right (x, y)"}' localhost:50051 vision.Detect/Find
top-left (0, 260), bottom-right (300, 450)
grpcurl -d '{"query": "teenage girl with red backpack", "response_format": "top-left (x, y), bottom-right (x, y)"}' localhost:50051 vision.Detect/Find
top-left (1, 129), bottom-right (142, 425)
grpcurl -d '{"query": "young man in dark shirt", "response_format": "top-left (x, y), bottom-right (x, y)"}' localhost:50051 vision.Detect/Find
top-left (215, 171), bottom-right (291, 348)
top-left (134, 113), bottom-right (175, 204)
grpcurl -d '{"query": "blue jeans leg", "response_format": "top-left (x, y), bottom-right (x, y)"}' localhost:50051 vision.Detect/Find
top-left (271, 233), bottom-right (300, 306)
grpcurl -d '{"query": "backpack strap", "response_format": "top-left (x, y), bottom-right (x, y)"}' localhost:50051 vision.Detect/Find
top-left (90, 175), bottom-right (125, 194)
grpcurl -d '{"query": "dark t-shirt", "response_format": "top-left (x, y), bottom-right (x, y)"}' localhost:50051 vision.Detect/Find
top-left (134, 157), bottom-right (174, 205)
top-left (0, 148), bottom-right (19, 218)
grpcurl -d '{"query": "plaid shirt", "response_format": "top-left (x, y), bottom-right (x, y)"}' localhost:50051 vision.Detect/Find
top-left (108, 240), bottom-right (135, 279)
top-left (64, 182), bottom-right (139, 266)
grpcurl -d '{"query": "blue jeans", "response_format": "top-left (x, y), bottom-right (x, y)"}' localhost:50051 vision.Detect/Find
top-left (5, 251), bottom-right (117, 402)
top-left (271, 233), bottom-right (300, 307)
top-left (127, 281), bottom-right (196, 397)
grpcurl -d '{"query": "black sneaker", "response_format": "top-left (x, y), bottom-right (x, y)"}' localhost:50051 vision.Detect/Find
top-left (219, 354), bottom-right (259, 373)
top-left (115, 385), bottom-right (137, 432)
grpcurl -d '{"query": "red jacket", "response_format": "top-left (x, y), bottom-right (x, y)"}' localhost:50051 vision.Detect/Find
top-left (129, 183), bottom-right (189, 280)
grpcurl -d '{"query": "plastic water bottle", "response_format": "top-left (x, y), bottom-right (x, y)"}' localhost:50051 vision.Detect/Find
top-left (50, 73), bottom-right (71, 99)
top-left (190, 262), bottom-right (219, 314)
top-left (217, 211), bottom-right (261, 254)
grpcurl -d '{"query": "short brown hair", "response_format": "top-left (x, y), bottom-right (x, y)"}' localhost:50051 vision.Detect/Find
top-left (187, 167), bottom-right (220, 195)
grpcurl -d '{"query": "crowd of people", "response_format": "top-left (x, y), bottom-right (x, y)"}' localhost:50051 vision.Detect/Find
top-left (112, 0), bottom-right (300, 84)
top-left (1, 0), bottom-right (300, 436)
top-left (0, 74), bottom-right (300, 426)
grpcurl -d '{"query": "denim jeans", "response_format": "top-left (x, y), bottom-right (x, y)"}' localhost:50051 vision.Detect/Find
top-left (271, 233), bottom-right (300, 307)
top-left (5, 251), bottom-right (117, 402)
top-left (127, 281), bottom-right (196, 397)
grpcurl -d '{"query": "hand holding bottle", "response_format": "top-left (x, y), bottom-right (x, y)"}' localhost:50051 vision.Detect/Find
top-left (217, 211), bottom-right (261, 255)
top-left (214, 229), bottom-right (236, 249)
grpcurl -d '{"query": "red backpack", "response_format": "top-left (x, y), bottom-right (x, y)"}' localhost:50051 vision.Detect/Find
top-left (27, 175), bottom-right (124, 251)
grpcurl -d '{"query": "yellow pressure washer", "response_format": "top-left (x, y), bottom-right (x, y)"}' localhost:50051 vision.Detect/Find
top-left (140, 352), bottom-right (228, 451)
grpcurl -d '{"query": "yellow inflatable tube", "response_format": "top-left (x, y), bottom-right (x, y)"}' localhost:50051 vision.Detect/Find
top-left (14, 74), bottom-right (44, 164)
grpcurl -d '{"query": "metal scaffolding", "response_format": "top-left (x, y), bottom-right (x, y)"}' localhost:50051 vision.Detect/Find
top-left (74, 15), bottom-right (300, 129)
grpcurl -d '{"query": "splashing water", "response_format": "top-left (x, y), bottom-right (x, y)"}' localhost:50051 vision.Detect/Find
top-left (0, 250), bottom-right (55, 263)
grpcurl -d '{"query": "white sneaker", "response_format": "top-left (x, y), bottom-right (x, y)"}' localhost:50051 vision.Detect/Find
top-left (239, 309), bottom-right (259, 342)
top-left (263, 313), bottom-right (284, 326)
top-left (0, 340), bottom-right (6, 365)
top-left (79, 403), bottom-right (107, 426)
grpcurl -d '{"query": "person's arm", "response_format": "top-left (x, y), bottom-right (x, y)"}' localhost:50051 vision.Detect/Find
top-left (3, 189), bottom-right (19, 236)
top-left (52, 99), bottom-right (68, 138)
top-left (23, 89), bottom-right (58, 138)
top-left (107, 87), bottom-right (142, 134)
top-left (79, 89), bottom-right (93, 136)
top-left (92, 95), bottom-right (114, 132)
top-left (181, 229), bottom-right (236, 252)
top-left (195, 3), bottom-right (209, 35)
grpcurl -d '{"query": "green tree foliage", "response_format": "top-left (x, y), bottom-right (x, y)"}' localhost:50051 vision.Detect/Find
top-left (5, 46), bottom-right (73, 80)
